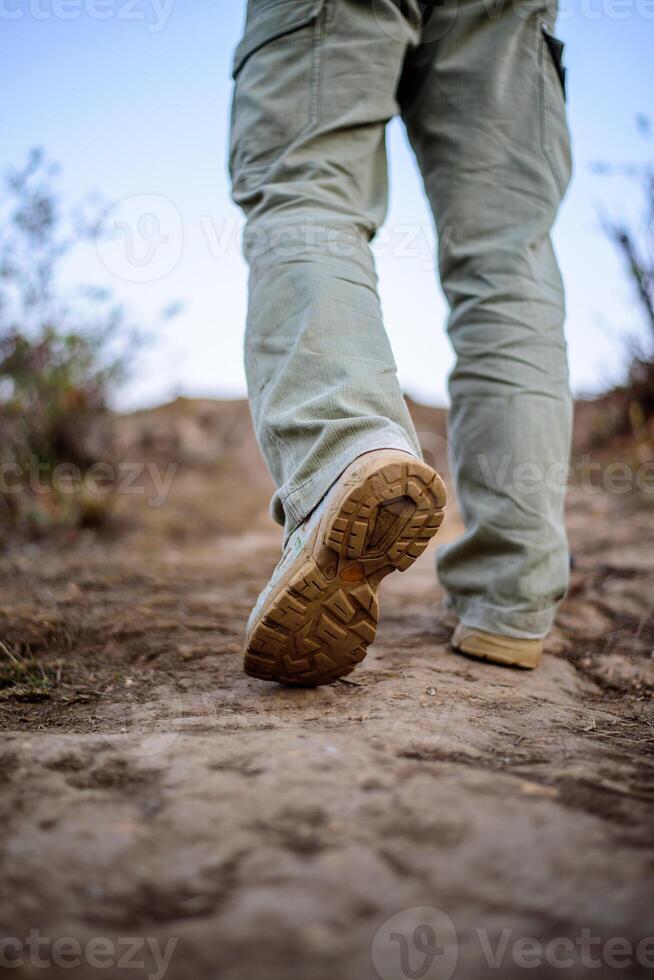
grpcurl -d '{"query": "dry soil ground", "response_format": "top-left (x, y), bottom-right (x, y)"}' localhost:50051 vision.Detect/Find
top-left (1, 399), bottom-right (653, 980)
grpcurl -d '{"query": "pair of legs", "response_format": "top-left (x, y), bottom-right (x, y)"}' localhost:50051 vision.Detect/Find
top-left (230, 0), bottom-right (572, 649)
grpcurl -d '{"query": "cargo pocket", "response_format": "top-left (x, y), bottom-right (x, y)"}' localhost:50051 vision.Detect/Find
top-left (542, 28), bottom-right (566, 100)
top-left (539, 22), bottom-right (572, 198)
top-left (229, 0), bottom-right (327, 185)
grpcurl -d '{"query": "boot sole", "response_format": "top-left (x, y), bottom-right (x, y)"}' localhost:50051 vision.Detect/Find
top-left (244, 456), bottom-right (446, 687)
top-left (454, 646), bottom-right (541, 670)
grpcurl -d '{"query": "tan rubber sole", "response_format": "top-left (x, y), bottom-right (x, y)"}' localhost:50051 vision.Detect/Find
top-left (244, 454), bottom-right (446, 687)
top-left (451, 624), bottom-right (543, 670)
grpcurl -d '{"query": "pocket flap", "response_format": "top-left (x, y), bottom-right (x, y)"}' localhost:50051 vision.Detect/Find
top-left (542, 27), bottom-right (567, 100)
top-left (232, 0), bottom-right (326, 79)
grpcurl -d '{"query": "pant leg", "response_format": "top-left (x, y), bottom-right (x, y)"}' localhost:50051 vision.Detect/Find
top-left (400, 0), bottom-right (573, 638)
top-left (229, 0), bottom-right (422, 539)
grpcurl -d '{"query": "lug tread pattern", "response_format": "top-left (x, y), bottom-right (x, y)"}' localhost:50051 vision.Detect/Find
top-left (244, 457), bottom-right (445, 686)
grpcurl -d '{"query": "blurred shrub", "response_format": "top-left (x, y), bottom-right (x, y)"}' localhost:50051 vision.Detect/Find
top-left (0, 149), bottom-right (137, 540)
top-left (597, 122), bottom-right (654, 451)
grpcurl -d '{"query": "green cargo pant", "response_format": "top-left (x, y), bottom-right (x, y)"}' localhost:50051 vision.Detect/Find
top-left (229, 0), bottom-right (572, 639)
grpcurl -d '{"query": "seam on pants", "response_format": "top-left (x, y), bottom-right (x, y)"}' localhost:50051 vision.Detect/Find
top-left (309, 3), bottom-right (326, 132)
top-left (538, 17), bottom-right (567, 199)
top-left (231, 3), bottom-right (328, 186)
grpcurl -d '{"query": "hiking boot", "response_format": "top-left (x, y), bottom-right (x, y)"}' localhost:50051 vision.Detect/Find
top-left (244, 450), bottom-right (446, 686)
top-left (451, 624), bottom-right (543, 670)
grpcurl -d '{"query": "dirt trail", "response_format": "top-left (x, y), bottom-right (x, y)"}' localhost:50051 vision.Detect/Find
top-left (1, 399), bottom-right (653, 980)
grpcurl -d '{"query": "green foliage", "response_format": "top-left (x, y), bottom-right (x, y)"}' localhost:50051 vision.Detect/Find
top-left (0, 640), bottom-right (61, 702)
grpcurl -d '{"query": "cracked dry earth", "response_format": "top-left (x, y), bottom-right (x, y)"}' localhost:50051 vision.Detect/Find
top-left (1, 399), bottom-right (653, 980)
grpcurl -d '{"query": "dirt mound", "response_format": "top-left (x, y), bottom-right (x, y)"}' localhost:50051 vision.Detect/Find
top-left (0, 397), bottom-right (652, 980)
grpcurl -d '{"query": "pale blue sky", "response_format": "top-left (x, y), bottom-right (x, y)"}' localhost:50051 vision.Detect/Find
top-left (2, 1), bottom-right (652, 408)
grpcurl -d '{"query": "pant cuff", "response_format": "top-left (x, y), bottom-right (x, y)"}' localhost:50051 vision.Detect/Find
top-left (447, 593), bottom-right (556, 640)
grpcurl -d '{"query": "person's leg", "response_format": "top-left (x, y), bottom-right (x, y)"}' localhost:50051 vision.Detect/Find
top-left (400, 0), bottom-right (572, 644)
top-left (230, 0), bottom-right (447, 686)
top-left (230, 0), bottom-right (422, 541)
